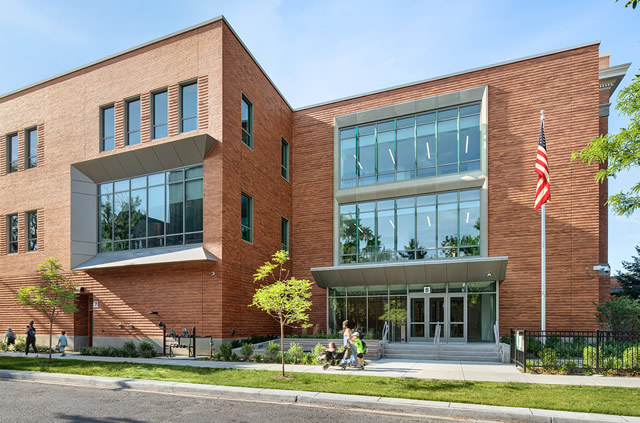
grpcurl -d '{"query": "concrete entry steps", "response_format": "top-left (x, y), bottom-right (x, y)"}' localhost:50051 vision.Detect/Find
top-left (383, 342), bottom-right (501, 362)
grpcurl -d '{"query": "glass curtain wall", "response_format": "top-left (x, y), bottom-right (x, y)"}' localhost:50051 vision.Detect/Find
top-left (328, 281), bottom-right (496, 342)
top-left (340, 103), bottom-right (480, 188)
top-left (98, 165), bottom-right (203, 252)
top-left (339, 189), bottom-right (480, 264)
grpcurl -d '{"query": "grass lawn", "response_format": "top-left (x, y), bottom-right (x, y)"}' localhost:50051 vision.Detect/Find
top-left (0, 356), bottom-right (638, 416)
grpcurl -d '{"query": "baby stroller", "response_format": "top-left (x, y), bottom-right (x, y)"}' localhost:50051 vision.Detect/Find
top-left (321, 349), bottom-right (345, 370)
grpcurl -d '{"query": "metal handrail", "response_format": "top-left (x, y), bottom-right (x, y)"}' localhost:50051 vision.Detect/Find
top-left (434, 324), bottom-right (441, 345)
top-left (380, 321), bottom-right (389, 358)
top-left (494, 323), bottom-right (500, 347)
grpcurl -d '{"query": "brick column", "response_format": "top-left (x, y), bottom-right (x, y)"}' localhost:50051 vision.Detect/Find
top-left (114, 101), bottom-right (125, 149)
top-left (17, 130), bottom-right (25, 172)
top-left (168, 84), bottom-right (179, 136)
top-left (36, 123), bottom-right (45, 167)
top-left (198, 75), bottom-right (209, 130)
top-left (140, 93), bottom-right (151, 143)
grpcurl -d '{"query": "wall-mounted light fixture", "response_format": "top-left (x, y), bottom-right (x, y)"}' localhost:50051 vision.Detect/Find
top-left (486, 272), bottom-right (493, 279)
top-left (127, 323), bottom-right (134, 329)
top-left (117, 323), bottom-right (123, 328)
top-left (149, 311), bottom-right (158, 315)
top-left (210, 271), bottom-right (215, 276)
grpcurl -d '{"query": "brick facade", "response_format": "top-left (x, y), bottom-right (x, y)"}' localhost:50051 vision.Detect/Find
top-left (0, 17), bottom-right (617, 348)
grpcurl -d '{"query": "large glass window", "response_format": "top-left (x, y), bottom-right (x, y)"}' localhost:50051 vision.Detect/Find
top-left (281, 138), bottom-right (289, 180)
top-left (339, 103), bottom-right (480, 188)
top-left (98, 165), bottom-right (202, 253)
top-left (180, 82), bottom-right (198, 133)
top-left (26, 211), bottom-right (37, 251)
top-left (26, 128), bottom-right (37, 169)
top-left (6, 133), bottom-right (18, 173)
top-left (7, 214), bottom-right (17, 254)
top-left (241, 95), bottom-right (253, 148)
top-left (339, 189), bottom-right (481, 263)
top-left (126, 98), bottom-right (141, 146)
top-left (152, 90), bottom-right (168, 139)
top-left (101, 106), bottom-right (115, 151)
top-left (241, 193), bottom-right (252, 242)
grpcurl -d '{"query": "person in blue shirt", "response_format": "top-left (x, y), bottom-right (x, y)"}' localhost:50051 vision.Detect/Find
top-left (57, 331), bottom-right (68, 357)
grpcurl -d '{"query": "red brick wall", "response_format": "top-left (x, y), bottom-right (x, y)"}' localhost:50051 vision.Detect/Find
top-left (292, 44), bottom-right (603, 334)
top-left (219, 24), bottom-right (294, 339)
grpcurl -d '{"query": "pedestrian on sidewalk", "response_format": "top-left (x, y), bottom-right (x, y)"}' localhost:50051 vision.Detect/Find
top-left (339, 320), bottom-right (357, 368)
top-left (4, 327), bottom-right (16, 352)
top-left (25, 320), bottom-right (38, 356)
top-left (57, 331), bottom-right (68, 357)
top-left (351, 332), bottom-right (365, 369)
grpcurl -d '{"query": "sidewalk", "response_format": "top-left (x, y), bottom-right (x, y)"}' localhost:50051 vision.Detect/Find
top-left (0, 368), bottom-right (638, 423)
top-left (2, 351), bottom-right (639, 388)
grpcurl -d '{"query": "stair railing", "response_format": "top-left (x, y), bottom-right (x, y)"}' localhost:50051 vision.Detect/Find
top-left (434, 324), bottom-right (441, 345)
top-left (493, 323), bottom-right (500, 347)
top-left (380, 321), bottom-right (389, 358)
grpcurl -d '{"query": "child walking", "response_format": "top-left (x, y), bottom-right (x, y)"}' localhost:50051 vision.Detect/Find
top-left (57, 331), bottom-right (68, 357)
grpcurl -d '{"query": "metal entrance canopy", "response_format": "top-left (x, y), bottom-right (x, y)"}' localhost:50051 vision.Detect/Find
top-left (310, 256), bottom-right (508, 288)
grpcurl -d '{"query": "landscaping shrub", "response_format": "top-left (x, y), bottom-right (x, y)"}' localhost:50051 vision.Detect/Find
top-left (525, 337), bottom-right (543, 356)
top-left (213, 353), bottom-right (221, 361)
top-left (500, 336), bottom-right (511, 345)
top-left (219, 343), bottom-right (233, 361)
top-left (253, 354), bottom-right (262, 362)
top-left (265, 341), bottom-right (280, 362)
top-left (231, 352), bottom-right (239, 361)
top-left (583, 346), bottom-right (602, 368)
top-left (122, 341), bottom-right (137, 358)
top-left (540, 348), bottom-right (559, 370)
top-left (300, 353), bottom-right (311, 365)
top-left (311, 343), bottom-right (325, 365)
top-left (603, 356), bottom-right (623, 371)
top-left (623, 346), bottom-right (640, 369)
top-left (240, 343), bottom-right (254, 361)
top-left (0, 341), bottom-right (6, 351)
top-left (560, 360), bottom-right (577, 374)
top-left (138, 341), bottom-right (156, 358)
top-left (14, 337), bottom-right (26, 352)
top-left (287, 342), bottom-right (304, 364)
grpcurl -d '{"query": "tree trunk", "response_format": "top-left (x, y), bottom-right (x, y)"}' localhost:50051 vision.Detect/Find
top-left (49, 319), bottom-right (53, 363)
top-left (280, 321), bottom-right (285, 376)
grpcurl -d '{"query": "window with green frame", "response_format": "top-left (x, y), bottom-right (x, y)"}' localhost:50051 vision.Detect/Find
top-left (241, 193), bottom-right (253, 242)
top-left (339, 189), bottom-right (480, 263)
top-left (339, 103), bottom-right (480, 188)
top-left (281, 217), bottom-right (289, 251)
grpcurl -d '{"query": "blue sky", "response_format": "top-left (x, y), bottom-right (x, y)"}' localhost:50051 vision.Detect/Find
top-left (1, 0), bottom-right (638, 273)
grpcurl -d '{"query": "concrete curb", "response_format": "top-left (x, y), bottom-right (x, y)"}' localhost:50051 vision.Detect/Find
top-left (0, 369), bottom-right (637, 423)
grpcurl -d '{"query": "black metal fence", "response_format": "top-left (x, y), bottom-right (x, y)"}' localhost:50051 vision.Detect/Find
top-left (511, 329), bottom-right (640, 373)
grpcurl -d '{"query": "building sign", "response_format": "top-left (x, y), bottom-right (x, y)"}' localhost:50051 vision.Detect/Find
top-left (93, 301), bottom-right (99, 309)
top-left (423, 287), bottom-right (431, 294)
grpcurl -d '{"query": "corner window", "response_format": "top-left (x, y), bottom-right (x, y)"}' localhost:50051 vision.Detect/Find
top-left (126, 98), bottom-right (141, 146)
top-left (26, 211), bottom-right (37, 251)
top-left (241, 95), bottom-right (253, 148)
top-left (7, 214), bottom-right (18, 254)
top-left (101, 106), bottom-right (115, 151)
top-left (180, 82), bottom-right (198, 133)
top-left (241, 193), bottom-right (253, 242)
top-left (6, 133), bottom-right (18, 173)
top-left (281, 138), bottom-right (289, 180)
top-left (281, 217), bottom-right (289, 251)
top-left (25, 128), bottom-right (37, 169)
top-left (152, 90), bottom-right (168, 139)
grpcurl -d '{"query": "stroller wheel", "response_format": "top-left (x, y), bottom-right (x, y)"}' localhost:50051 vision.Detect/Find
top-left (322, 363), bottom-right (330, 370)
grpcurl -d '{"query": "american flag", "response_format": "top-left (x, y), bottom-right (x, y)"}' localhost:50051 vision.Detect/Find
top-left (534, 120), bottom-right (550, 211)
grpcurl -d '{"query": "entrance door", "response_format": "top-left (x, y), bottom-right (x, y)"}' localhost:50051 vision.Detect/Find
top-left (428, 296), bottom-right (445, 341)
top-left (408, 296), bottom-right (426, 340)
top-left (448, 295), bottom-right (466, 342)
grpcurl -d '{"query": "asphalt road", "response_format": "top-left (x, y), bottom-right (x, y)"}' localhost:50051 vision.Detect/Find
top-left (0, 380), bottom-right (499, 423)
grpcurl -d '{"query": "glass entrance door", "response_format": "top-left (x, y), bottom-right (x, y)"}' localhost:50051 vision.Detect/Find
top-left (408, 296), bottom-right (426, 340)
top-left (448, 295), bottom-right (466, 342)
top-left (428, 296), bottom-right (445, 341)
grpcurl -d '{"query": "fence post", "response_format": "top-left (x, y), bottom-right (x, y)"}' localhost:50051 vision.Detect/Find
top-left (192, 326), bottom-right (197, 358)
top-left (523, 330), bottom-right (527, 373)
top-left (596, 330), bottom-right (600, 373)
top-left (510, 328), bottom-right (515, 364)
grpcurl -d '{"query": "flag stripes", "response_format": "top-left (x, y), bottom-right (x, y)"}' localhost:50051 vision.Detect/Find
top-left (534, 120), bottom-right (550, 211)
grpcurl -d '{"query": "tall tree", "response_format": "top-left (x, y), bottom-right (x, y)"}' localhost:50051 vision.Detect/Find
top-left (16, 258), bottom-right (78, 362)
top-left (572, 71), bottom-right (640, 216)
top-left (618, 245), bottom-right (640, 299)
top-left (250, 250), bottom-right (313, 377)
top-left (616, 0), bottom-right (638, 9)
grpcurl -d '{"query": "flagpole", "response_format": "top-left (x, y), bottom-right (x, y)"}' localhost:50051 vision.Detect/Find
top-left (540, 110), bottom-right (546, 332)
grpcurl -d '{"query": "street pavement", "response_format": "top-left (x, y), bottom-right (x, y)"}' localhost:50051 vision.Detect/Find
top-left (0, 379), bottom-right (479, 423)
top-left (2, 351), bottom-right (639, 388)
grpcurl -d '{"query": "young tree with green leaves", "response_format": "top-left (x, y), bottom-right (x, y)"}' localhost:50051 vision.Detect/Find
top-left (572, 70), bottom-right (640, 216)
top-left (250, 250), bottom-right (312, 376)
top-left (16, 257), bottom-right (78, 362)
